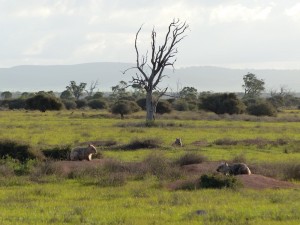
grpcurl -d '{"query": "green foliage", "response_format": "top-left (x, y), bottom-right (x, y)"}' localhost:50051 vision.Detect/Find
top-left (60, 90), bottom-right (73, 100)
top-left (42, 146), bottom-right (72, 160)
top-left (111, 100), bottom-right (140, 118)
top-left (173, 99), bottom-right (189, 111)
top-left (200, 93), bottom-right (246, 114)
top-left (26, 94), bottom-right (64, 111)
top-left (88, 99), bottom-right (107, 109)
top-left (136, 98), bottom-right (146, 110)
top-left (200, 174), bottom-right (242, 189)
top-left (179, 86), bottom-right (198, 102)
top-left (156, 100), bottom-right (172, 114)
top-left (1, 91), bottom-right (12, 99)
top-left (0, 140), bottom-right (44, 162)
top-left (66, 81), bottom-right (87, 100)
top-left (247, 101), bottom-right (277, 116)
top-left (122, 138), bottom-right (162, 150)
top-left (62, 99), bottom-right (77, 110)
top-left (242, 73), bottom-right (265, 99)
top-left (75, 99), bottom-right (88, 109)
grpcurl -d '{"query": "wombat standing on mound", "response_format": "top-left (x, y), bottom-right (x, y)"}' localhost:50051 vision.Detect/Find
top-left (70, 144), bottom-right (97, 161)
top-left (216, 162), bottom-right (251, 175)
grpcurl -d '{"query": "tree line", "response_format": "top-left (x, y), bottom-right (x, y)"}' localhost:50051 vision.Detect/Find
top-left (1, 19), bottom-right (299, 119)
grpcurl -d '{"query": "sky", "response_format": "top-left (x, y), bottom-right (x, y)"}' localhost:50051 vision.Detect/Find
top-left (1, 0), bottom-right (300, 69)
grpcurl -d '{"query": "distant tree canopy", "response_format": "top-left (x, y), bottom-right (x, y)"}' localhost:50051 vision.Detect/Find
top-left (200, 93), bottom-right (246, 114)
top-left (26, 93), bottom-right (64, 112)
top-left (179, 87), bottom-right (198, 102)
top-left (242, 73), bottom-right (265, 99)
top-left (66, 81), bottom-right (87, 100)
top-left (60, 90), bottom-right (73, 100)
top-left (111, 100), bottom-right (140, 119)
top-left (1, 91), bottom-right (12, 100)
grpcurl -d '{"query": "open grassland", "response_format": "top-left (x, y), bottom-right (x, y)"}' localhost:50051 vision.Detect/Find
top-left (0, 180), bottom-right (299, 225)
top-left (0, 110), bottom-right (300, 224)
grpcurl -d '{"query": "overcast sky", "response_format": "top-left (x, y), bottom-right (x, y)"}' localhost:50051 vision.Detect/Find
top-left (1, 0), bottom-right (300, 69)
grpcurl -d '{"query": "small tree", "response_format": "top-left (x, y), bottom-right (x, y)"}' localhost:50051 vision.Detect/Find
top-left (111, 100), bottom-right (140, 119)
top-left (242, 73), bottom-right (265, 99)
top-left (110, 81), bottom-right (132, 101)
top-left (124, 19), bottom-right (189, 122)
top-left (66, 81), bottom-right (87, 100)
top-left (1, 91), bottom-right (12, 100)
top-left (60, 90), bottom-right (73, 100)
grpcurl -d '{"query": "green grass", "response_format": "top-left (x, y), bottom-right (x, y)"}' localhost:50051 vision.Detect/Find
top-left (0, 180), bottom-right (299, 225)
top-left (0, 109), bottom-right (300, 224)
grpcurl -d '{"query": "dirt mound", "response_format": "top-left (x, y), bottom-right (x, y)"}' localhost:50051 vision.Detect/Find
top-left (182, 162), bottom-right (298, 190)
top-left (50, 160), bottom-right (298, 189)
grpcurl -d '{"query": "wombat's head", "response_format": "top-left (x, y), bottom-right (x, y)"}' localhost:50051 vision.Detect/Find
top-left (216, 162), bottom-right (230, 173)
top-left (87, 144), bottom-right (97, 154)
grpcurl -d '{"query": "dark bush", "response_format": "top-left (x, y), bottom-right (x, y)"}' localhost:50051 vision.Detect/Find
top-left (173, 100), bottom-right (189, 111)
top-left (42, 146), bottom-right (72, 160)
top-left (88, 99), bottom-right (107, 109)
top-left (26, 94), bottom-right (63, 111)
top-left (200, 174), bottom-right (242, 189)
top-left (8, 99), bottom-right (27, 109)
top-left (122, 138), bottom-right (162, 150)
top-left (111, 100), bottom-right (141, 119)
top-left (75, 99), bottom-right (88, 109)
top-left (156, 101), bottom-right (172, 114)
top-left (0, 140), bottom-right (44, 162)
top-left (136, 98), bottom-right (146, 110)
top-left (247, 101), bottom-right (277, 116)
top-left (175, 153), bottom-right (207, 166)
top-left (62, 99), bottom-right (77, 110)
top-left (200, 93), bottom-right (246, 114)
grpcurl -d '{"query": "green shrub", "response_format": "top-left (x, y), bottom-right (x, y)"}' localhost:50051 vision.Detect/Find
top-left (247, 101), bottom-right (277, 116)
top-left (26, 94), bottom-right (63, 111)
top-left (122, 138), bottom-right (162, 150)
top-left (42, 146), bottom-right (72, 160)
top-left (88, 99), bottom-right (107, 109)
top-left (200, 93), bottom-right (246, 114)
top-left (173, 100), bottom-right (189, 111)
top-left (199, 174), bottom-right (242, 189)
top-left (111, 100), bottom-right (141, 119)
top-left (156, 101), bottom-right (172, 114)
top-left (175, 153), bottom-right (207, 166)
top-left (8, 99), bottom-right (27, 109)
top-left (136, 98), bottom-right (146, 110)
top-left (75, 99), bottom-right (88, 109)
top-left (62, 100), bottom-right (77, 110)
top-left (0, 140), bottom-right (44, 162)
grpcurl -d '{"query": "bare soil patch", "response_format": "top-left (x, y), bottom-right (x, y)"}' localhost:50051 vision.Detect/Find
top-left (51, 160), bottom-right (298, 189)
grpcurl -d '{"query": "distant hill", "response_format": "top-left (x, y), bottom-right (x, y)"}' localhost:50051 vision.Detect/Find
top-left (0, 62), bottom-right (299, 93)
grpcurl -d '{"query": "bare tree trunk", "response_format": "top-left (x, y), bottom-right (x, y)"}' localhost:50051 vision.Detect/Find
top-left (146, 91), bottom-right (155, 121)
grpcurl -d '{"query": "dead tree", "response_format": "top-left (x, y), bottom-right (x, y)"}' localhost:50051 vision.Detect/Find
top-left (124, 19), bottom-right (189, 122)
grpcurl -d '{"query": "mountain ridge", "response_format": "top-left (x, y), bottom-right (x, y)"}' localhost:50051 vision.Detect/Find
top-left (0, 62), bottom-right (299, 93)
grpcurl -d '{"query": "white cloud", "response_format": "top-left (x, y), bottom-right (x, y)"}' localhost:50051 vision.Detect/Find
top-left (210, 4), bottom-right (273, 24)
top-left (23, 35), bottom-right (55, 56)
top-left (285, 3), bottom-right (300, 21)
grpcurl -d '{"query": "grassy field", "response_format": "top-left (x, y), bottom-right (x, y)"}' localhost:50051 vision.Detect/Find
top-left (0, 109), bottom-right (299, 224)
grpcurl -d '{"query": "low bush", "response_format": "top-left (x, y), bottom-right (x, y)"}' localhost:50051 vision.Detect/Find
top-left (156, 101), bottom-right (172, 114)
top-left (62, 100), bottom-right (77, 110)
top-left (0, 139), bottom-right (44, 162)
top-left (247, 101), bottom-right (277, 116)
top-left (42, 146), bottom-right (72, 160)
top-left (88, 99), bottom-right (107, 109)
top-left (175, 153), bottom-right (207, 166)
top-left (26, 94), bottom-right (64, 111)
top-left (199, 174), bottom-right (242, 189)
top-left (75, 99), bottom-right (88, 109)
top-left (122, 138), bottom-right (162, 150)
